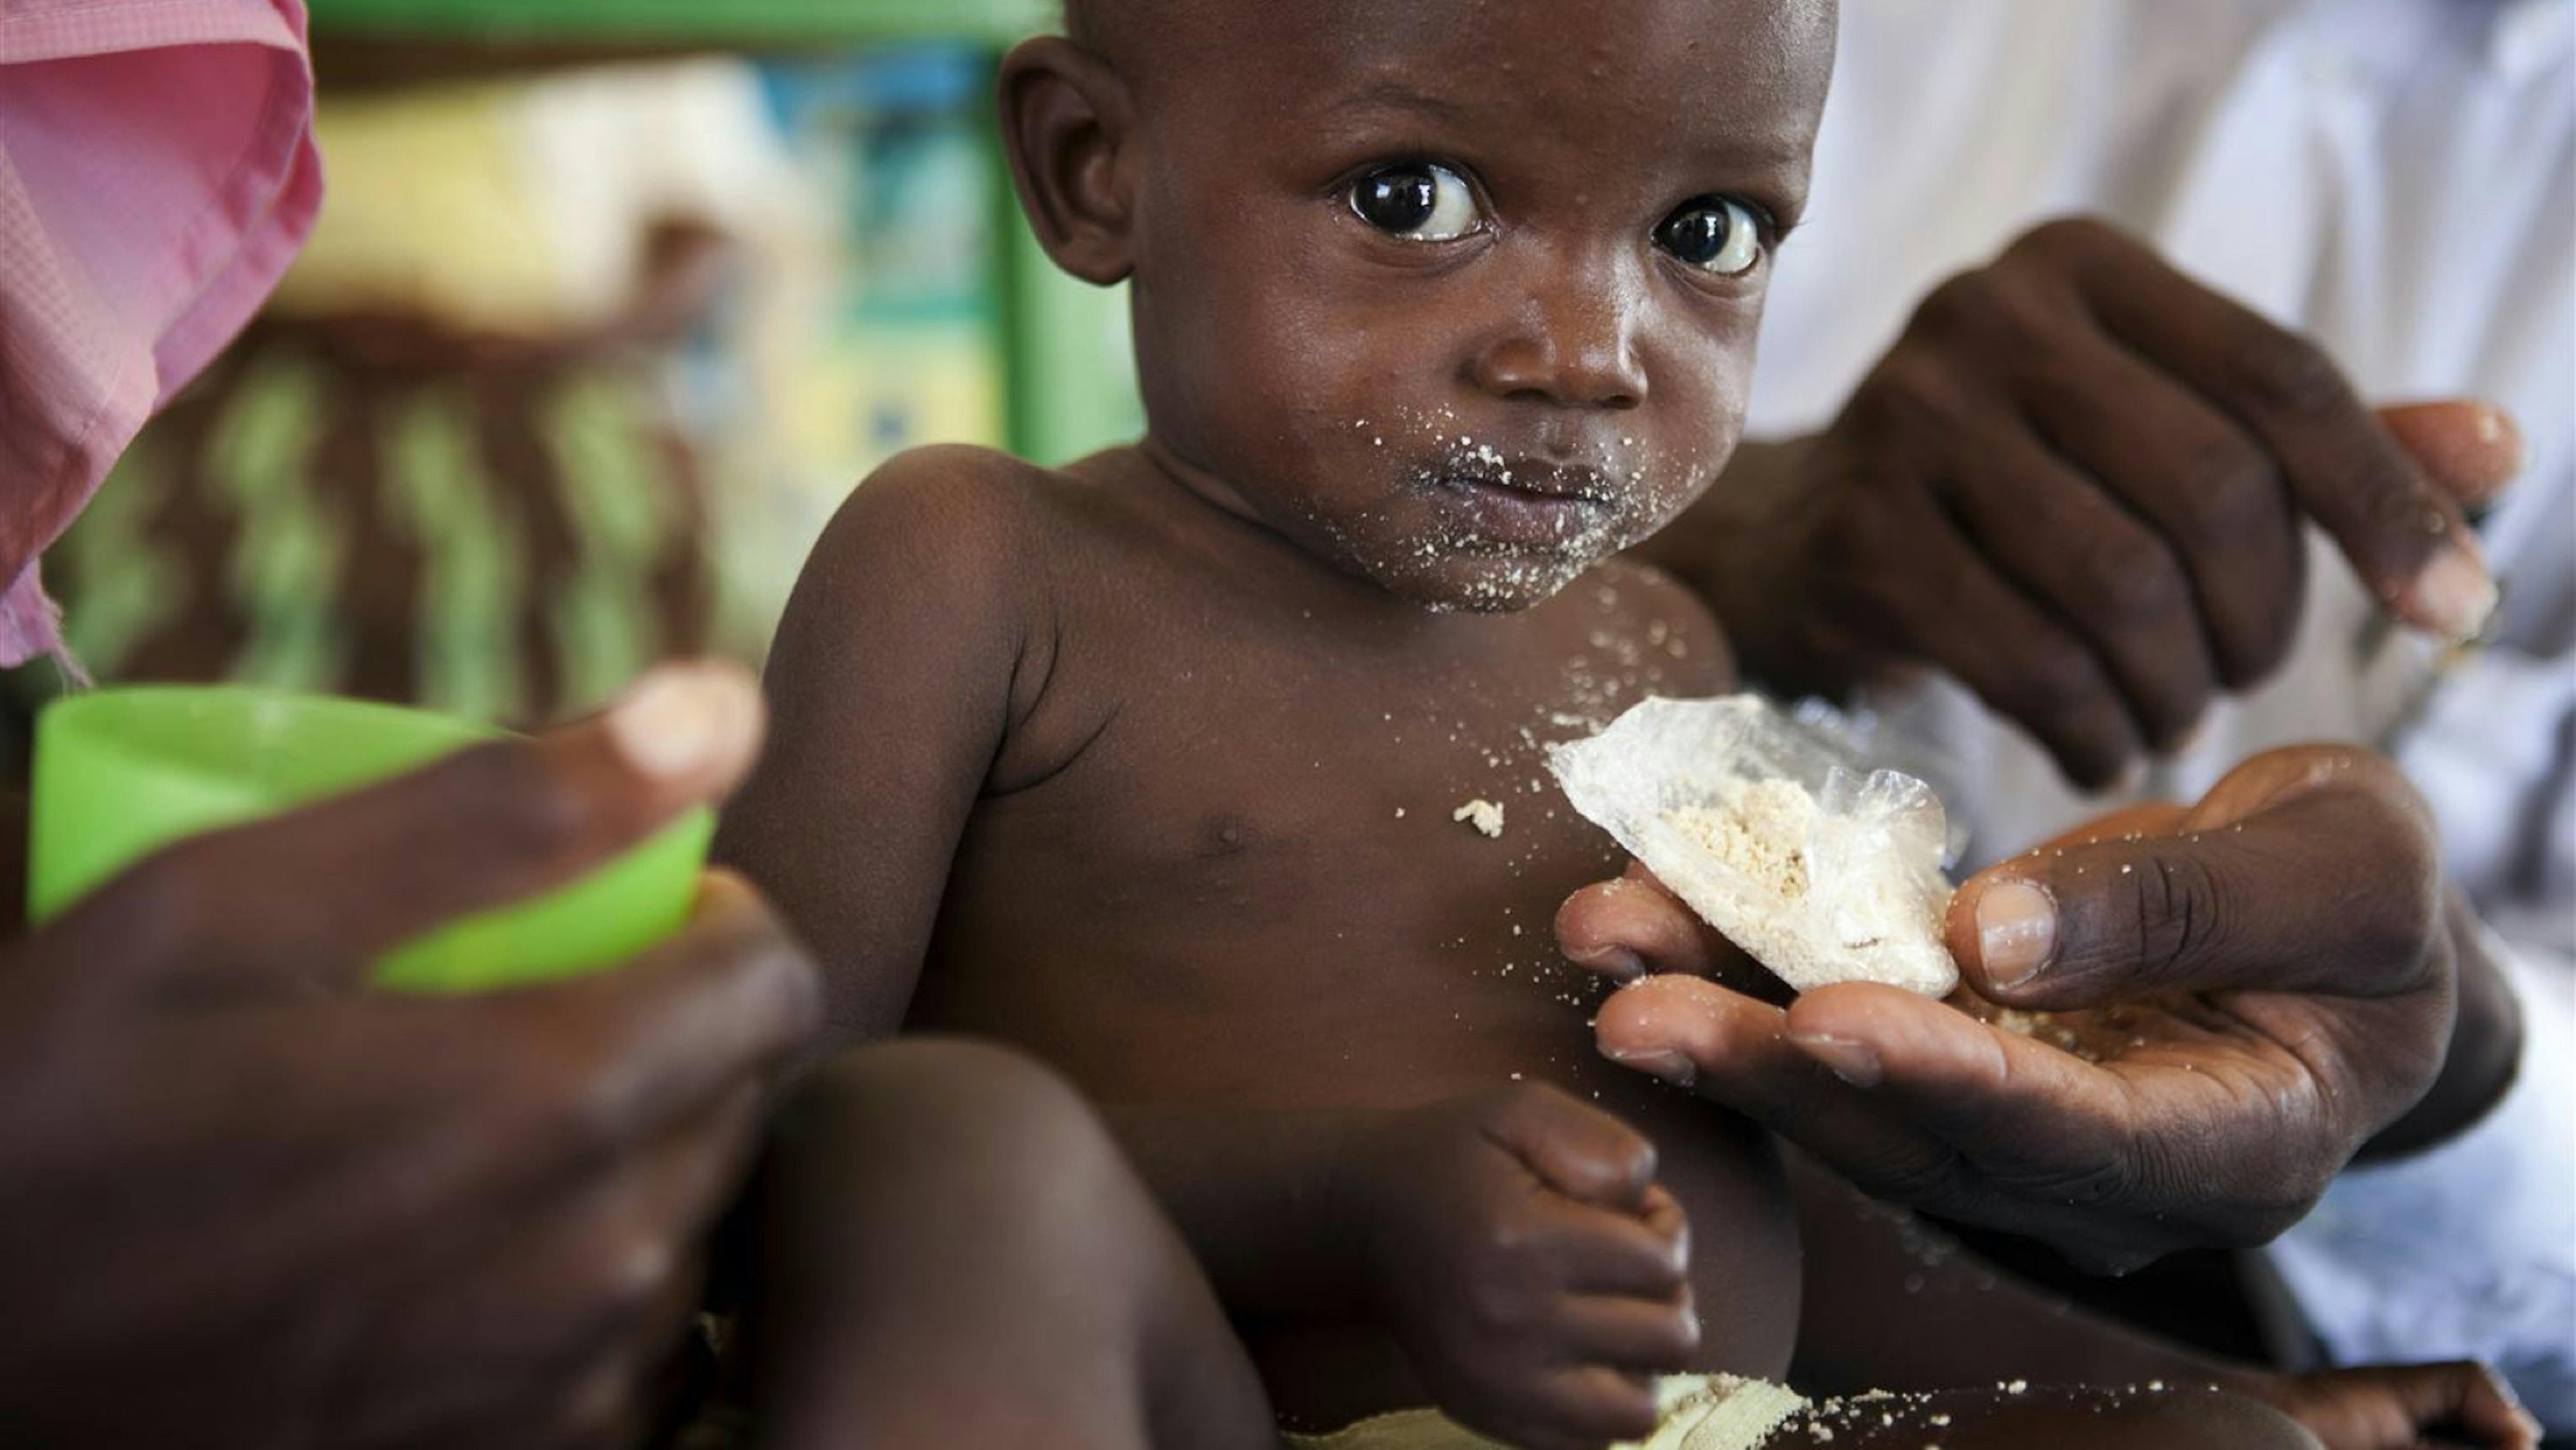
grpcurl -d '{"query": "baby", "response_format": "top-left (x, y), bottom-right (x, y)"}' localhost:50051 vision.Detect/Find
top-left (718, 1), bottom-right (2331, 1445)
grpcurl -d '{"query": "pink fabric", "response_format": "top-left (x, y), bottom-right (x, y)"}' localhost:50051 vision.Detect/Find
top-left (0, 0), bottom-right (320, 668)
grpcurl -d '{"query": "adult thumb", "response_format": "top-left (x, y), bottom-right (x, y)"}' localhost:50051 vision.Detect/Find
top-left (1946, 747), bottom-right (2445, 1009)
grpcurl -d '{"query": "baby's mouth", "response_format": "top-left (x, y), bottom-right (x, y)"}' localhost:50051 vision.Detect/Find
top-left (1472, 456), bottom-right (1619, 503)
top-left (1421, 454), bottom-right (1624, 551)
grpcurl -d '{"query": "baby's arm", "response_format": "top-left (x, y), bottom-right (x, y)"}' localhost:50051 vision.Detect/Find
top-left (717, 447), bottom-right (1053, 1045)
top-left (1788, 1156), bottom-right (2535, 1450)
top-left (1787, 1152), bottom-right (2219, 1395)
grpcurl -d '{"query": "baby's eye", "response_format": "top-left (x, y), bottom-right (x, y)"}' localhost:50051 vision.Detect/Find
top-left (1654, 197), bottom-right (1765, 277)
top-left (1349, 162), bottom-right (1482, 242)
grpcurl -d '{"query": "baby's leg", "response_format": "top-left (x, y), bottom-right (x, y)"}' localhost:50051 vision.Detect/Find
top-left (741, 1039), bottom-right (1276, 1450)
top-left (1774, 1384), bottom-right (2319, 1449)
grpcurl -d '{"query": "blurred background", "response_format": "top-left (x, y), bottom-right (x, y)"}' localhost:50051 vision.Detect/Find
top-left (30, 0), bottom-right (1139, 728)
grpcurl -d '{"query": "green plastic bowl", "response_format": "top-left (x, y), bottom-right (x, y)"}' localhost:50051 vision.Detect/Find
top-left (28, 685), bottom-right (712, 992)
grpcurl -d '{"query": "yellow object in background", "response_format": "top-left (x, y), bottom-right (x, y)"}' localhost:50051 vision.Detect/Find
top-left (271, 60), bottom-right (808, 338)
top-left (269, 82), bottom-right (560, 335)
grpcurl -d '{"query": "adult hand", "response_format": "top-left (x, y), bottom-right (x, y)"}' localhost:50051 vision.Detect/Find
top-left (1559, 745), bottom-right (2461, 1273)
top-left (1655, 216), bottom-right (2525, 789)
top-left (0, 663), bottom-right (823, 1449)
top-left (1338, 1085), bottom-right (1697, 1450)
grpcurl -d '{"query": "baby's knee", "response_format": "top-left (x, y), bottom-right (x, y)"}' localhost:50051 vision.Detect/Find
top-left (796, 1036), bottom-right (1098, 1135)
top-left (786, 1036), bottom-right (1126, 1199)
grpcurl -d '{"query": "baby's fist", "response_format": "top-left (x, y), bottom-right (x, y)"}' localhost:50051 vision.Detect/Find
top-left (1339, 1084), bottom-right (1697, 1450)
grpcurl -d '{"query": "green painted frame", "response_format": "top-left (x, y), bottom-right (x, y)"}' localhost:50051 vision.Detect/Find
top-left (308, 0), bottom-right (1053, 46)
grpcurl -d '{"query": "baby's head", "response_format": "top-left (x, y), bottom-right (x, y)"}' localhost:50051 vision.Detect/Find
top-left (1006, 0), bottom-right (1834, 611)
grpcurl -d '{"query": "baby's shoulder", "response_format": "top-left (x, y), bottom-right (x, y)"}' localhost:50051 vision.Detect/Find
top-left (768, 445), bottom-right (1098, 681)
top-left (796, 444), bottom-right (1123, 611)
top-left (816, 443), bottom-right (1074, 564)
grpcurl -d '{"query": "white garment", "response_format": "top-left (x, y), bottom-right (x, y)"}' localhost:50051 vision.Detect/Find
top-left (1748, 0), bottom-right (2575, 1422)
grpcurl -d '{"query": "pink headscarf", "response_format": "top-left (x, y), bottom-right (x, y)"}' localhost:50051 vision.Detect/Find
top-left (0, 0), bottom-right (320, 668)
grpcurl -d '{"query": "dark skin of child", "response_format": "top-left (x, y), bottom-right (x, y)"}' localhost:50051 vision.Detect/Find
top-left (719, 2), bottom-right (2317, 1446)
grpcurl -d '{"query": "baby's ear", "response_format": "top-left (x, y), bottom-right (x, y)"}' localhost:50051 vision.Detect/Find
top-left (998, 37), bottom-right (1138, 286)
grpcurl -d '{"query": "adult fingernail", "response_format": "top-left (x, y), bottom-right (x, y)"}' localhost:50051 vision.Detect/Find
top-left (1569, 945), bottom-right (1646, 982)
top-left (1976, 879), bottom-right (2058, 990)
top-left (1789, 1033), bottom-right (1881, 1088)
top-left (607, 663), bottom-right (757, 780)
top-left (2406, 541), bottom-right (2498, 643)
top-left (2471, 404), bottom-right (2526, 473)
top-left (1603, 1045), bottom-right (1694, 1087)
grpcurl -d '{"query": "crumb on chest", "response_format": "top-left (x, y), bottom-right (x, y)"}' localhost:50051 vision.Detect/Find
top-left (1453, 798), bottom-right (1506, 838)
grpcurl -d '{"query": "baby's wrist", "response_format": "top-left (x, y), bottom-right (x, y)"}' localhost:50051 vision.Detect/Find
top-left (1320, 1110), bottom-right (1412, 1309)
top-left (1322, 1103), bottom-right (1481, 1327)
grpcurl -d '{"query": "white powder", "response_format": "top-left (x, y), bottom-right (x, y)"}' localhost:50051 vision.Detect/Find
top-left (1665, 778), bottom-right (1817, 902)
top-left (1647, 771), bottom-right (1951, 994)
top-left (1549, 696), bottom-right (1959, 997)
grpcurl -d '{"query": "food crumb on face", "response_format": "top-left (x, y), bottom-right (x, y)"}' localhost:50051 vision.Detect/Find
top-left (1453, 798), bottom-right (1505, 837)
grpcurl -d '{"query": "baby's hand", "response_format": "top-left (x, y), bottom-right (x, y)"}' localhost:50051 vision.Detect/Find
top-left (2246, 1362), bottom-right (2539, 1450)
top-left (1338, 1084), bottom-right (1696, 1450)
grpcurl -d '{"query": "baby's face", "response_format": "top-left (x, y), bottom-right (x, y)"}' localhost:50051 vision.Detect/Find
top-left (1123, 0), bottom-right (1834, 611)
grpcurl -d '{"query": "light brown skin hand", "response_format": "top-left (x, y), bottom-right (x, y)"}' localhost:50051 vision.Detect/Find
top-left (0, 665), bottom-right (823, 1450)
top-left (1558, 745), bottom-right (2489, 1274)
top-left (1645, 216), bottom-right (2526, 790)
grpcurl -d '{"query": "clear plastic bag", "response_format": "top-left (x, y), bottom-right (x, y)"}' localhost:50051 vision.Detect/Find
top-left (1548, 695), bottom-right (1959, 996)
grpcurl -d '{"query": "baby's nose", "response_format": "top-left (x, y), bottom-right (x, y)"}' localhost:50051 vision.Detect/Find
top-left (1470, 262), bottom-right (1649, 410)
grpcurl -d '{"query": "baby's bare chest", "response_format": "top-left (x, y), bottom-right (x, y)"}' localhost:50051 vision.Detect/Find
top-left (921, 580), bottom-right (1713, 1104)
